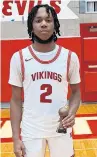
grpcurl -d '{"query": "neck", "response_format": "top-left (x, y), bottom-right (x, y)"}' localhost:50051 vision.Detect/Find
top-left (32, 41), bottom-right (56, 53)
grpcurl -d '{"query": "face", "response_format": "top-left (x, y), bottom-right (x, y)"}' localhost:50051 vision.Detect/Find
top-left (32, 7), bottom-right (55, 40)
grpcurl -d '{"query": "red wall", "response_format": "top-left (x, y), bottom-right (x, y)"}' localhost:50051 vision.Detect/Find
top-left (1, 37), bottom-right (81, 102)
top-left (80, 23), bottom-right (97, 102)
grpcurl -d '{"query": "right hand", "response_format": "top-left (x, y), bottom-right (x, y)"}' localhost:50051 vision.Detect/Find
top-left (13, 139), bottom-right (26, 157)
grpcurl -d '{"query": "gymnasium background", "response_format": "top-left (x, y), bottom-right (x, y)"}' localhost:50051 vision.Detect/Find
top-left (1, 1), bottom-right (97, 157)
top-left (1, 0), bottom-right (97, 105)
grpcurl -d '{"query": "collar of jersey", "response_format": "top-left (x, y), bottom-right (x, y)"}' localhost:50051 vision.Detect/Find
top-left (28, 45), bottom-right (62, 64)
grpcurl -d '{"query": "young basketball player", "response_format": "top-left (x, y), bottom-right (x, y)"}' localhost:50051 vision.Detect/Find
top-left (9, 4), bottom-right (81, 157)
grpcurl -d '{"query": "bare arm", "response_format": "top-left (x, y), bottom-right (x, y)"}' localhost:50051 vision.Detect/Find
top-left (62, 83), bottom-right (81, 128)
top-left (10, 85), bottom-right (26, 157)
top-left (68, 83), bottom-right (81, 115)
top-left (10, 85), bottom-right (23, 141)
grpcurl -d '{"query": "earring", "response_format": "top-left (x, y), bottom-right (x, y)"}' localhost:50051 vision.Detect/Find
top-left (53, 32), bottom-right (57, 41)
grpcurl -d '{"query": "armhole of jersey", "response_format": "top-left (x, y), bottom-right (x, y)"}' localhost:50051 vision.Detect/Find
top-left (19, 50), bottom-right (24, 82)
top-left (67, 50), bottom-right (72, 82)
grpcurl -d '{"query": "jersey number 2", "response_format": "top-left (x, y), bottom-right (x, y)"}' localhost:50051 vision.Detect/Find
top-left (40, 84), bottom-right (52, 103)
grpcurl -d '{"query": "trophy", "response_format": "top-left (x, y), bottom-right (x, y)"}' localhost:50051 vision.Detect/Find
top-left (57, 105), bottom-right (69, 133)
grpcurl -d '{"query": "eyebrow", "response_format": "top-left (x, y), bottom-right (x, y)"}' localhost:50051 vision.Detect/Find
top-left (35, 16), bottom-right (52, 19)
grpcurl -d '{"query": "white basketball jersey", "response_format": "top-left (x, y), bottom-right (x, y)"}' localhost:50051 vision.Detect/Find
top-left (9, 44), bottom-right (80, 139)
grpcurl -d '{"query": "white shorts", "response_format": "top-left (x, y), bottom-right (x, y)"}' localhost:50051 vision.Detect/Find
top-left (22, 134), bottom-right (74, 157)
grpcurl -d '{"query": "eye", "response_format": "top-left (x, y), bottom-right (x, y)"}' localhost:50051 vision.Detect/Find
top-left (35, 19), bottom-right (41, 23)
top-left (46, 19), bottom-right (52, 22)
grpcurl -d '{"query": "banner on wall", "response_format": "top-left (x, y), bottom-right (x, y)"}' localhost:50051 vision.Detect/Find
top-left (1, 0), bottom-right (78, 21)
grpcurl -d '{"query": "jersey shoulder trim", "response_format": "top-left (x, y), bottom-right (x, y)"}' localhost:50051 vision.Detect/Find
top-left (67, 50), bottom-right (72, 82)
top-left (19, 49), bottom-right (25, 82)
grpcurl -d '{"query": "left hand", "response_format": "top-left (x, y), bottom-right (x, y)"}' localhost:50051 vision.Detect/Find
top-left (62, 114), bottom-right (75, 128)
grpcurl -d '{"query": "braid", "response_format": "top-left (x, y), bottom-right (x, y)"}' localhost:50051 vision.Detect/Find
top-left (27, 4), bottom-right (61, 42)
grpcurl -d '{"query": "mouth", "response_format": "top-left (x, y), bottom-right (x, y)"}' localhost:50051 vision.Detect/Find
top-left (41, 30), bottom-right (48, 33)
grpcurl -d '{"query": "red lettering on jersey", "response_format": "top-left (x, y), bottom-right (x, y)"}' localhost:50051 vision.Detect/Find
top-left (50, 0), bottom-right (61, 14)
top-left (44, 71), bottom-right (46, 79)
top-left (40, 84), bottom-right (52, 103)
top-left (31, 71), bottom-right (62, 82)
top-left (31, 73), bottom-right (37, 81)
top-left (39, 72), bottom-right (44, 79)
top-left (58, 74), bottom-right (62, 82)
top-left (53, 72), bottom-right (57, 81)
top-left (15, 0), bottom-right (27, 15)
top-left (47, 71), bottom-right (53, 79)
top-left (36, 72), bottom-right (38, 80)
top-left (2, 0), bottom-right (13, 16)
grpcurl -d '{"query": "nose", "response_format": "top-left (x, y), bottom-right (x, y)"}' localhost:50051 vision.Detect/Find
top-left (41, 20), bottom-right (47, 28)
